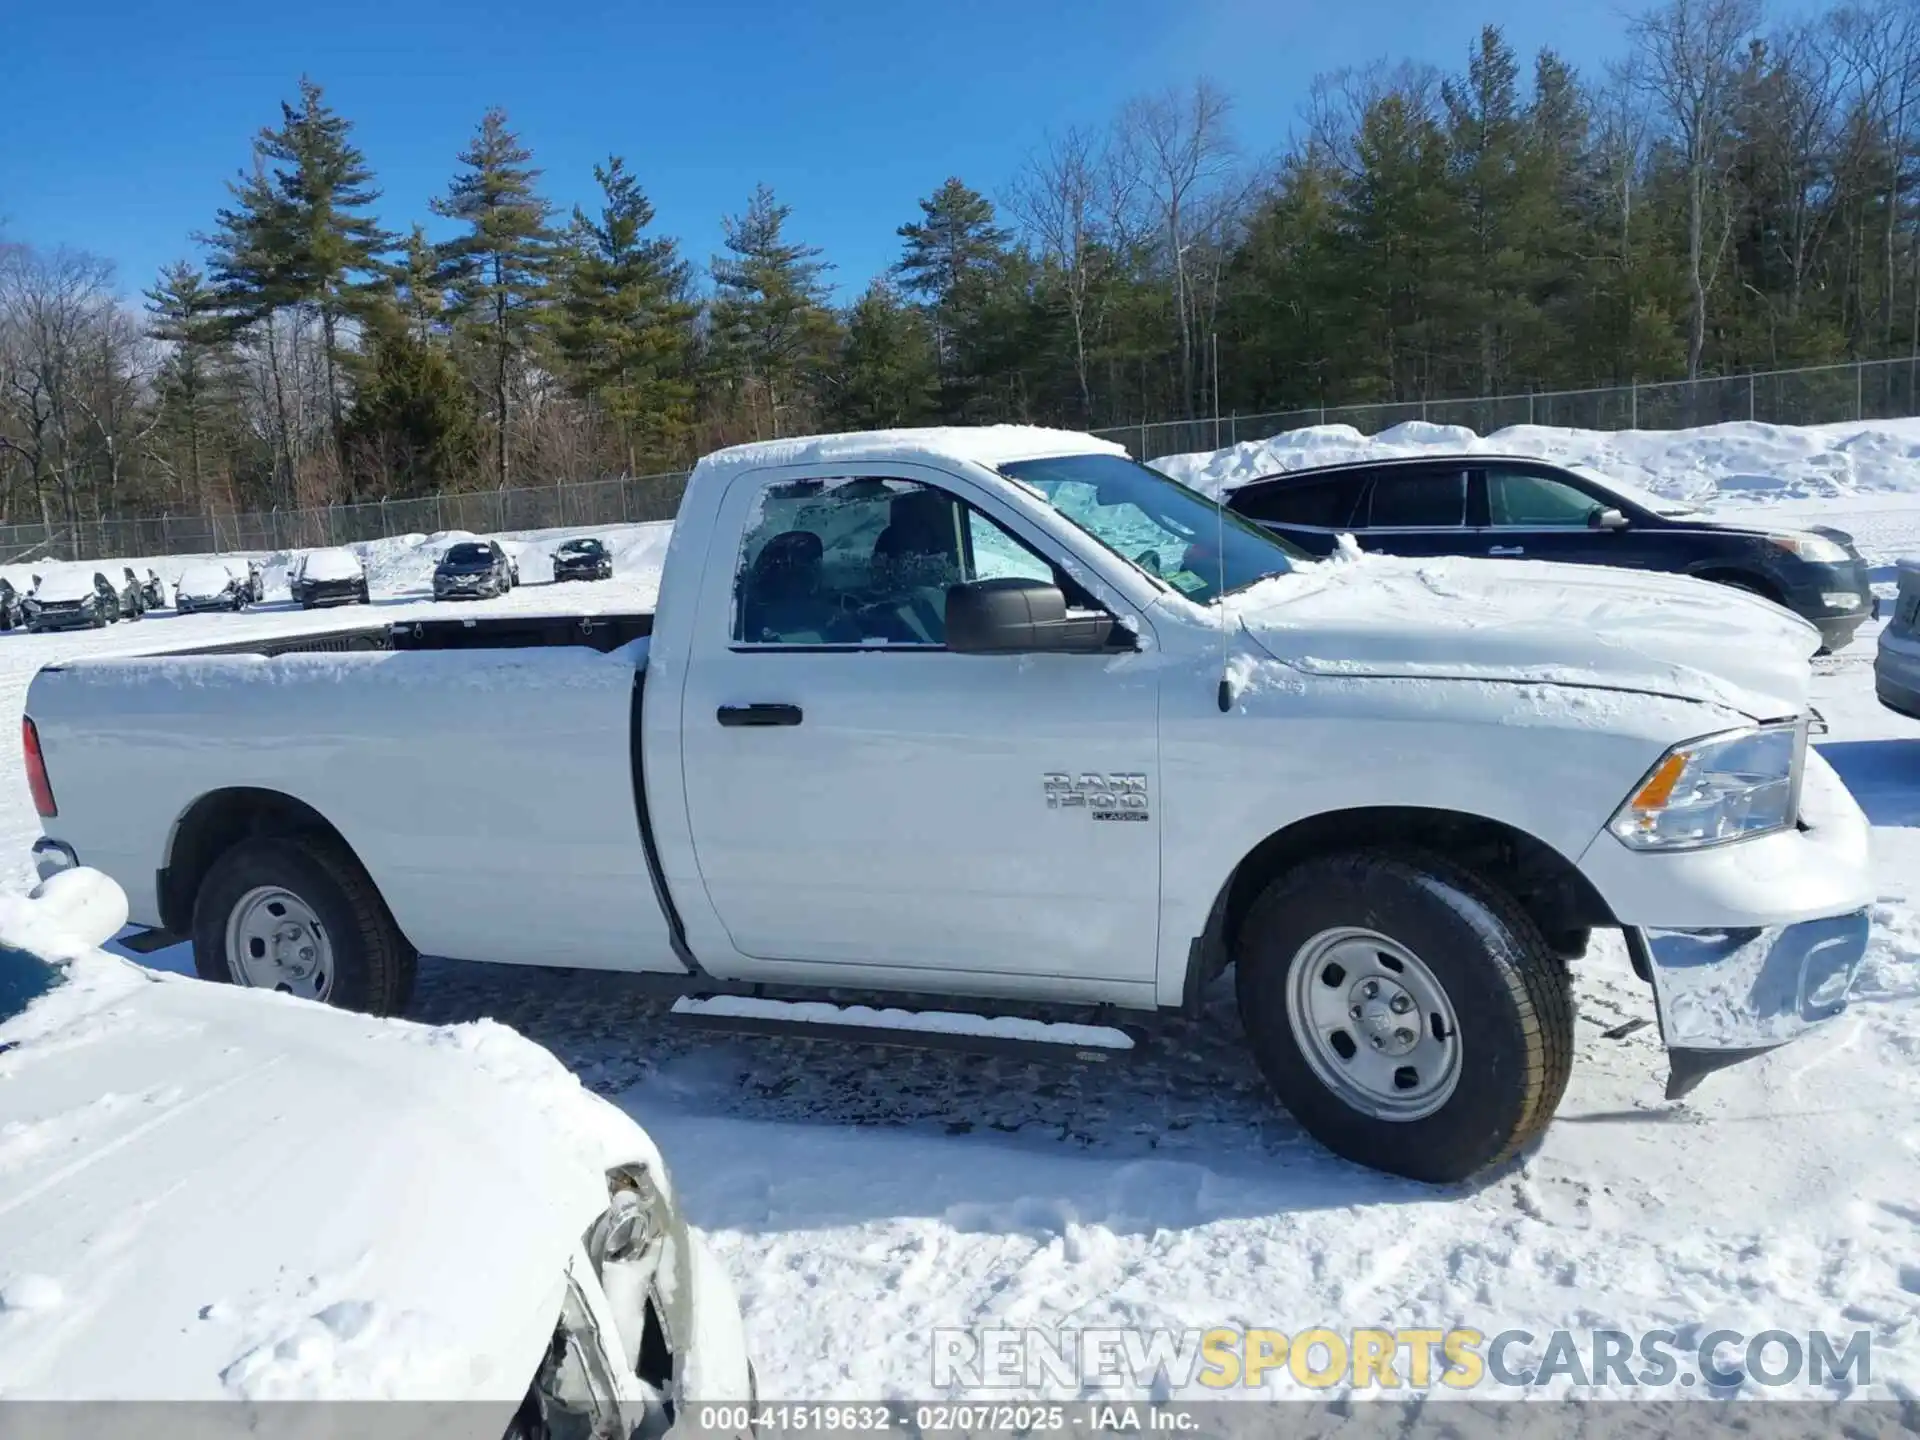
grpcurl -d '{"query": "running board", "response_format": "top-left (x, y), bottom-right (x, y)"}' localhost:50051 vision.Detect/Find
top-left (114, 926), bottom-right (184, 955)
top-left (668, 994), bottom-right (1143, 1064)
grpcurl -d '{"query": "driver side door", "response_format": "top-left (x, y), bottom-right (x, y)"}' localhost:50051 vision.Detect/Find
top-left (678, 468), bottom-right (1163, 993)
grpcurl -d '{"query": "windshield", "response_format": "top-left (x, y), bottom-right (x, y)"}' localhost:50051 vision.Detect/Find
top-left (444, 543), bottom-right (494, 565)
top-left (179, 565), bottom-right (231, 594)
top-left (560, 539), bottom-right (603, 555)
top-left (1562, 462), bottom-right (1702, 518)
top-left (998, 453), bottom-right (1305, 604)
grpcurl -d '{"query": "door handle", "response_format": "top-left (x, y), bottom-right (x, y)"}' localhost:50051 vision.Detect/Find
top-left (717, 703), bottom-right (803, 728)
top-left (1487, 545), bottom-right (1525, 556)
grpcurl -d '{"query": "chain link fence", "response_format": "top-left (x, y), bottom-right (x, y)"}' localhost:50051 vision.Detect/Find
top-left (0, 472), bottom-right (692, 566)
top-left (1089, 355), bottom-right (1920, 461)
top-left (7, 354), bottom-right (1920, 564)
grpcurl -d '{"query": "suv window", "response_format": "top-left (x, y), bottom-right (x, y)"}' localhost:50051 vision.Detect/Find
top-left (1232, 475), bottom-right (1365, 527)
top-left (1366, 471), bottom-right (1467, 528)
top-left (1486, 469), bottom-right (1605, 527)
top-left (734, 477), bottom-right (1057, 647)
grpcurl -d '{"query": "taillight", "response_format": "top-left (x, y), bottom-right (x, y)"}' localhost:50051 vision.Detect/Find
top-left (22, 716), bottom-right (56, 818)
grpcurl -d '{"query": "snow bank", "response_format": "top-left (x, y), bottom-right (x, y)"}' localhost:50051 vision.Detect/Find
top-left (1156, 416), bottom-right (1920, 509)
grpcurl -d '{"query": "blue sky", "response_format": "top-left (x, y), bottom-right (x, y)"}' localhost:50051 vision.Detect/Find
top-left (0, 0), bottom-right (1730, 302)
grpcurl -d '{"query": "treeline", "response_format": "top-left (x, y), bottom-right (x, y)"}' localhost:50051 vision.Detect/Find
top-left (6, 0), bottom-right (1920, 528)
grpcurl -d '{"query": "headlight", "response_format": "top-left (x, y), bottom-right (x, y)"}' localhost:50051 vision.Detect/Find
top-left (1609, 723), bottom-right (1804, 850)
top-left (1771, 532), bottom-right (1850, 563)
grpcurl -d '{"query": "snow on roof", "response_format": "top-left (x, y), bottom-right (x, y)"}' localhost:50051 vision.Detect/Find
top-left (695, 425), bottom-right (1127, 479)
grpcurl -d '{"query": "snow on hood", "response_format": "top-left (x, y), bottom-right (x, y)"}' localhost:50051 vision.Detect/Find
top-left (176, 563), bottom-right (236, 598)
top-left (1229, 551), bottom-right (1818, 720)
top-left (32, 571), bottom-right (98, 603)
top-left (0, 874), bottom-right (670, 1401)
top-left (299, 548), bottom-right (363, 582)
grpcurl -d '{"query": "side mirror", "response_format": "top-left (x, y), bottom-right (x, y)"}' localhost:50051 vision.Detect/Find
top-left (946, 579), bottom-right (1124, 654)
top-left (1590, 507), bottom-right (1629, 531)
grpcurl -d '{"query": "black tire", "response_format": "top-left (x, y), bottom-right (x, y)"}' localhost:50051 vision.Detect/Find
top-left (1235, 848), bottom-right (1574, 1184)
top-left (191, 833), bottom-right (417, 1015)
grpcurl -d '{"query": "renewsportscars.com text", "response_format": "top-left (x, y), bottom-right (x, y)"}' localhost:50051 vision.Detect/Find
top-left (931, 1326), bottom-right (1873, 1392)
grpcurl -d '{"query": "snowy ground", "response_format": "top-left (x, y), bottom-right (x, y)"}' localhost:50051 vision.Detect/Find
top-left (1, 420), bottom-right (1918, 1402)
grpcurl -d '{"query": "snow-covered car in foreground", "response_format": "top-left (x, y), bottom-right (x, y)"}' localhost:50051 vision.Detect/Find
top-left (175, 562), bottom-right (250, 613)
top-left (289, 546), bottom-right (371, 608)
top-left (0, 868), bottom-right (753, 1425)
top-left (22, 426), bottom-right (1876, 1183)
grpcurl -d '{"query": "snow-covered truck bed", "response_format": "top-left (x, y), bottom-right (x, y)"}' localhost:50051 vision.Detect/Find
top-left (20, 425), bottom-right (1877, 1183)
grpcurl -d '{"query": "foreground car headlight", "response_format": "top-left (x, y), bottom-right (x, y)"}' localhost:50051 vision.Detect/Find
top-left (1609, 722), bottom-right (1804, 850)
top-left (1772, 531), bottom-right (1850, 563)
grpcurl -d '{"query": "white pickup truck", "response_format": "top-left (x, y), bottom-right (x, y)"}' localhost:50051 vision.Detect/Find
top-left (22, 426), bottom-right (1874, 1183)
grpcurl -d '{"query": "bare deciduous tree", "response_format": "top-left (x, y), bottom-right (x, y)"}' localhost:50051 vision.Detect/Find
top-left (1118, 80), bottom-right (1240, 416)
top-left (1631, 0), bottom-right (1764, 377)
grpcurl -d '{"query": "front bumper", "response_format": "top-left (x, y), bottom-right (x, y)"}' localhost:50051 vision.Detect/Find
top-left (1580, 746), bottom-right (1874, 1096)
top-left (300, 580), bottom-right (366, 605)
top-left (28, 609), bottom-right (97, 630)
top-left (1783, 561), bottom-right (1875, 649)
top-left (1626, 910), bottom-right (1869, 1097)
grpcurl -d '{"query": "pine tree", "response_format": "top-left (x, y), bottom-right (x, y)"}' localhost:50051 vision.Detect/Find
top-left (826, 281), bottom-right (939, 429)
top-left (550, 157), bottom-right (698, 468)
top-left (344, 306), bottom-right (481, 497)
top-left (206, 77), bottom-right (391, 451)
top-left (709, 184), bottom-right (837, 438)
top-left (432, 108), bottom-right (556, 486)
top-left (893, 178), bottom-right (1013, 402)
top-left (144, 262), bottom-right (234, 506)
top-left (395, 225), bottom-right (444, 337)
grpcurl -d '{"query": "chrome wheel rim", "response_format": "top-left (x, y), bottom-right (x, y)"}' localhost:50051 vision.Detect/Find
top-left (1284, 926), bottom-right (1462, 1121)
top-left (224, 886), bottom-right (334, 1001)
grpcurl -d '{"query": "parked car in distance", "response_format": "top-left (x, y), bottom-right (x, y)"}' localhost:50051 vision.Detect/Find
top-left (175, 562), bottom-right (249, 613)
top-left (231, 558), bottom-right (266, 603)
top-left (553, 536), bottom-right (614, 582)
top-left (434, 539), bottom-right (515, 600)
top-left (0, 578), bottom-right (24, 631)
top-left (24, 426), bottom-right (1875, 1184)
top-left (1224, 452), bottom-right (1877, 651)
top-left (0, 866), bottom-right (755, 1418)
top-left (1876, 558), bottom-right (1920, 717)
top-left (117, 567), bottom-right (148, 619)
top-left (139, 568), bottom-right (167, 611)
top-left (25, 570), bottom-right (117, 631)
top-left (290, 547), bottom-right (371, 608)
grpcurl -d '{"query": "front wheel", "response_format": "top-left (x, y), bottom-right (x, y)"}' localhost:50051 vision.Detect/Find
top-left (1235, 849), bottom-right (1574, 1183)
top-left (191, 833), bottom-right (416, 1015)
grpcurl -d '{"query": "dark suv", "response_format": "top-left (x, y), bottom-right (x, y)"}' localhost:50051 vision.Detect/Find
top-left (1225, 453), bottom-right (1877, 651)
top-left (433, 540), bottom-right (514, 601)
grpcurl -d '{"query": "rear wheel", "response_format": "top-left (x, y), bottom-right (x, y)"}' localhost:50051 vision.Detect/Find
top-left (1235, 849), bottom-right (1574, 1183)
top-left (191, 833), bottom-right (416, 1015)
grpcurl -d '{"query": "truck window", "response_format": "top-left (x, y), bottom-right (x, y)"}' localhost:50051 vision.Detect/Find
top-left (733, 477), bottom-right (1058, 647)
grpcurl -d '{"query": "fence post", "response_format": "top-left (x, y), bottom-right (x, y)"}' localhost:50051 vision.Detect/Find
top-left (1630, 380), bottom-right (1638, 430)
top-left (161, 515), bottom-right (171, 555)
top-left (1748, 373), bottom-right (1756, 424)
top-left (1858, 361), bottom-right (1865, 421)
top-left (1528, 390), bottom-right (1535, 426)
top-left (556, 478), bottom-right (565, 529)
top-left (436, 495), bottom-right (446, 532)
top-left (380, 496), bottom-right (390, 537)
top-left (1137, 421), bottom-right (1147, 458)
top-left (1230, 412), bottom-right (1238, 445)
